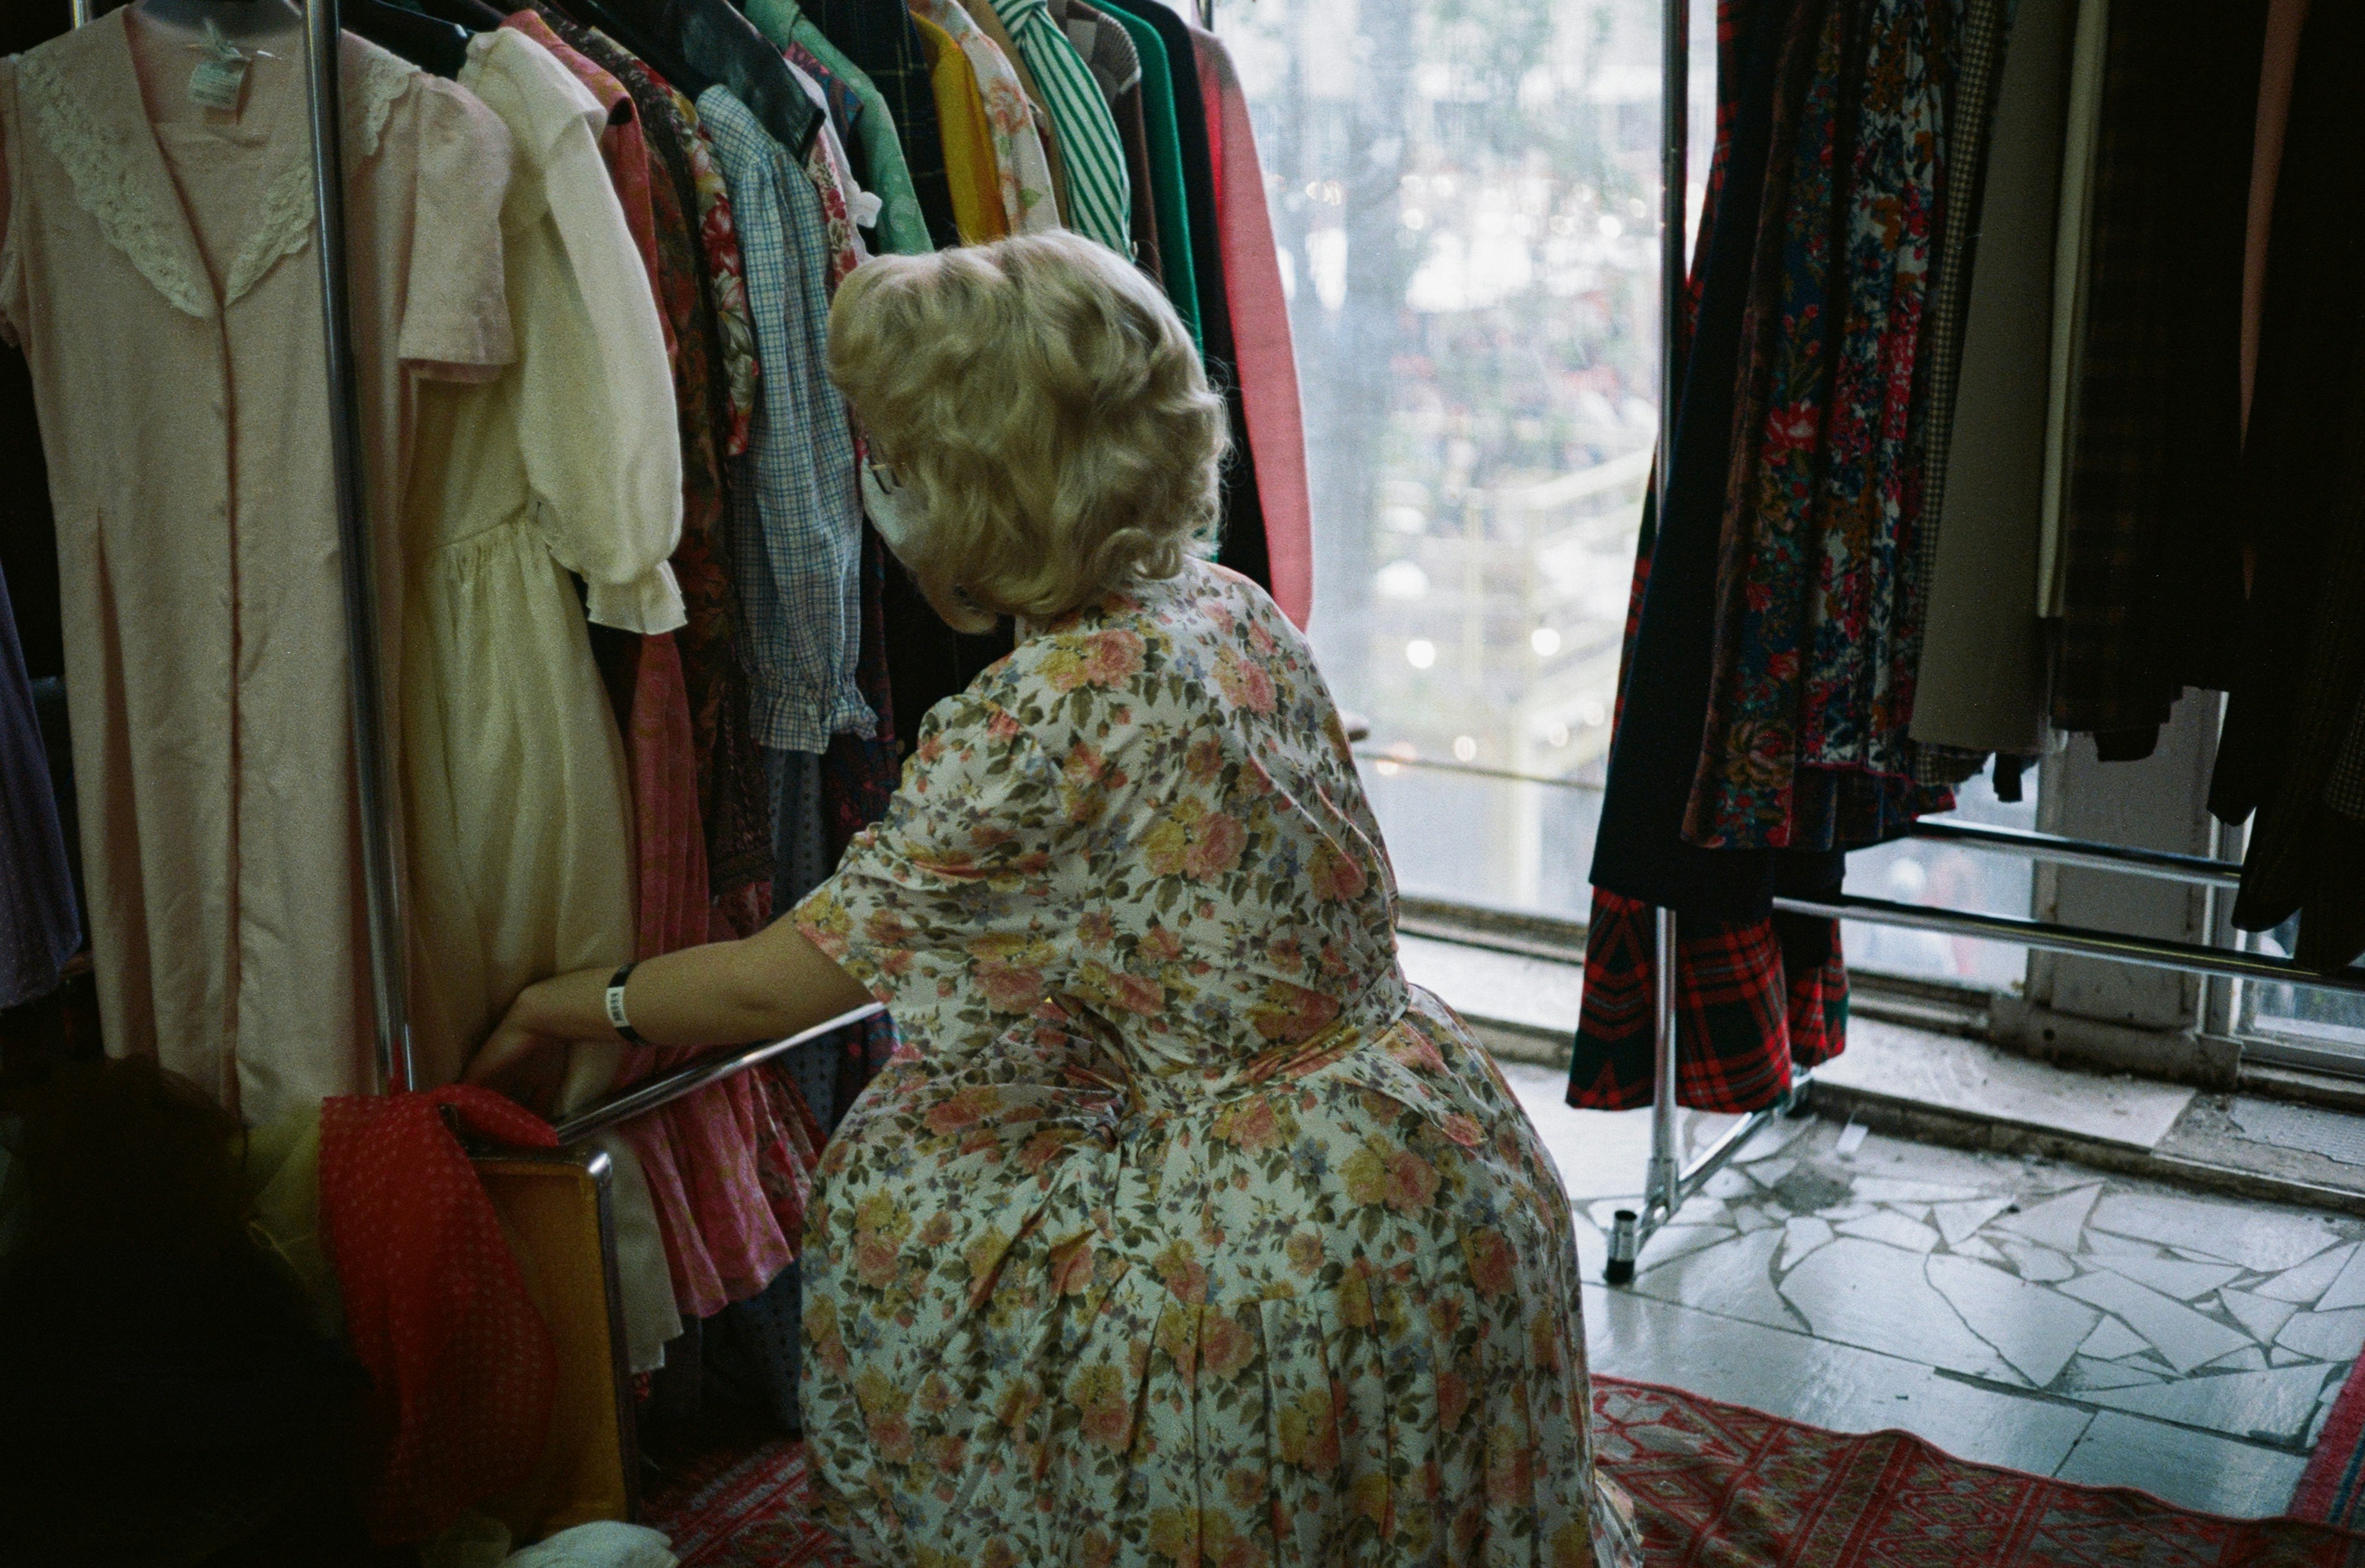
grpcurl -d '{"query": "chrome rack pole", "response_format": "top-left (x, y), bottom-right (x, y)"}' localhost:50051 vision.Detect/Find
top-left (1906, 819), bottom-right (2240, 887)
top-left (303, 0), bottom-right (416, 1094)
top-left (552, 1003), bottom-right (887, 1144)
top-left (1609, 0), bottom-right (1709, 1288)
top-left (1774, 892), bottom-right (2365, 994)
top-left (67, 1), bottom-right (98, 28)
top-left (1604, 902), bottom-right (1814, 1285)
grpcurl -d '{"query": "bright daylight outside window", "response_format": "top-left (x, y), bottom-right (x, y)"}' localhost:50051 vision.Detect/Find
top-left (1210, 0), bottom-right (2030, 987)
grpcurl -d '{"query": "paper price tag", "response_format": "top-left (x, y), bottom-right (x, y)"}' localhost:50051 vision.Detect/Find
top-left (189, 21), bottom-right (251, 112)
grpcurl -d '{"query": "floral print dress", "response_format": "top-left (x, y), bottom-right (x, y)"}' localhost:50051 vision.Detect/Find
top-left (793, 560), bottom-right (1638, 1567)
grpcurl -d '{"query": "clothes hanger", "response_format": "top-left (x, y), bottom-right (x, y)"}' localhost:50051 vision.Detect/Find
top-left (543, 0), bottom-right (718, 99)
top-left (345, 0), bottom-right (470, 73)
top-left (135, 0), bottom-right (471, 76)
top-left (132, 0), bottom-right (304, 46)
top-left (407, 0), bottom-right (506, 31)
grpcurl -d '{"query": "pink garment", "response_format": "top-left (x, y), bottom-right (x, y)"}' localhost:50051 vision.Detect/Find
top-left (0, 15), bottom-right (514, 1123)
top-left (2241, 0), bottom-right (2309, 435)
top-left (1191, 26), bottom-right (1313, 629)
top-left (611, 631), bottom-right (807, 1316)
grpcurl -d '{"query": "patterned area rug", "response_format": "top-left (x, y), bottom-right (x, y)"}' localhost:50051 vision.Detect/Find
top-left (1599, 1378), bottom-right (2364, 1566)
top-left (643, 1378), bottom-right (2365, 1565)
top-left (2295, 1356), bottom-right (2365, 1529)
top-left (642, 1439), bottom-right (854, 1568)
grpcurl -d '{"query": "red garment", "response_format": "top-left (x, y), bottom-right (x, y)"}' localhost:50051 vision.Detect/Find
top-left (501, 11), bottom-right (674, 359)
top-left (1190, 27), bottom-right (1313, 629)
top-left (612, 636), bottom-right (809, 1317)
top-left (319, 1086), bottom-right (561, 1544)
top-left (614, 1057), bottom-right (825, 1312)
top-left (2242, 0), bottom-right (2309, 434)
top-left (516, 14), bottom-right (814, 1316)
top-left (1567, 892), bottom-right (1846, 1113)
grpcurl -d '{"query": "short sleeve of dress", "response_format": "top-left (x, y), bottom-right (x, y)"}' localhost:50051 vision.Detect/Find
top-left (793, 685), bottom-right (1074, 1059)
top-left (400, 76), bottom-right (517, 378)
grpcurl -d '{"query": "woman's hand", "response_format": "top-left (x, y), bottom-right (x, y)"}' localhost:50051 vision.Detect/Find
top-left (459, 928), bottom-right (876, 1111)
top-left (466, 981), bottom-right (575, 1115)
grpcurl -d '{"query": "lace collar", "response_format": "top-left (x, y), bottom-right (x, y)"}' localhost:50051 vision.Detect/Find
top-left (17, 11), bottom-right (417, 319)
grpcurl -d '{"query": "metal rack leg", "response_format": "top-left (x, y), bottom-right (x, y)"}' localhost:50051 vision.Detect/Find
top-left (1605, 903), bottom-right (1815, 1285)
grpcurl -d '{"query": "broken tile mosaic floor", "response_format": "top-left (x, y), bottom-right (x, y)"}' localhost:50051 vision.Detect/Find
top-left (1501, 1061), bottom-right (2354, 1518)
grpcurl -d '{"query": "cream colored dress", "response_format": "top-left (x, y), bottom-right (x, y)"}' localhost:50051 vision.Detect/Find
top-left (403, 27), bottom-right (683, 1098)
top-left (415, 27), bottom-right (691, 1371)
top-left (0, 12), bottom-right (513, 1124)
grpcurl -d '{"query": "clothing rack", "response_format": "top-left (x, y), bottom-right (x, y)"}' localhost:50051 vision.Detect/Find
top-left (1601, 0), bottom-right (2365, 1284)
top-left (61, 0), bottom-right (862, 1127)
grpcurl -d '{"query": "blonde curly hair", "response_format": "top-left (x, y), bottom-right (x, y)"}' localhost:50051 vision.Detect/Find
top-left (826, 231), bottom-right (1229, 633)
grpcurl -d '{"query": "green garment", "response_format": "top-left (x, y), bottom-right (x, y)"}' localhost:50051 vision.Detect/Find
top-left (746, 0), bottom-right (937, 254)
top-left (1084, 0), bottom-right (1197, 345)
top-left (981, 0), bottom-right (1132, 254)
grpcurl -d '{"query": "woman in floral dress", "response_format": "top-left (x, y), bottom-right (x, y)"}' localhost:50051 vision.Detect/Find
top-left (475, 233), bottom-right (1638, 1567)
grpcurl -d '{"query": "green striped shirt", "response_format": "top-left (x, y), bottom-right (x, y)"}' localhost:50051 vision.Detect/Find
top-left (983, 0), bottom-right (1132, 257)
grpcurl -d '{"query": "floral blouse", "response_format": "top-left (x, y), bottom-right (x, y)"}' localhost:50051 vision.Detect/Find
top-left (797, 558), bottom-right (1406, 1077)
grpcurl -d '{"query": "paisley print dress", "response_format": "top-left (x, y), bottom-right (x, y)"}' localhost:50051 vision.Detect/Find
top-left (793, 559), bottom-right (1638, 1567)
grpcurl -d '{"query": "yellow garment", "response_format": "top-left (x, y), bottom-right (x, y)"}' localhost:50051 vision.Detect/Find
top-left (246, 1100), bottom-right (340, 1339)
top-left (911, 11), bottom-right (1008, 241)
top-left (407, 28), bottom-right (683, 1102)
top-left (956, 0), bottom-right (1071, 223)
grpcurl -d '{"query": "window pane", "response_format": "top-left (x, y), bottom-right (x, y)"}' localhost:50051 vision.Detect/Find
top-left (2241, 918), bottom-right (2365, 1067)
top-left (1210, 0), bottom-right (2025, 992)
top-left (1211, 0), bottom-right (1709, 791)
top-left (1843, 772), bottom-right (2037, 989)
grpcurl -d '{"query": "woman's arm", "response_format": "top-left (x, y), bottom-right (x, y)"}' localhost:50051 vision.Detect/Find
top-left (465, 918), bottom-right (878, 1104)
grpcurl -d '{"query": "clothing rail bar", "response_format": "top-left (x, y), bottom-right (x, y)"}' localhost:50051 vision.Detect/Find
top-left (1906, 819), bottom-right (2240, 886)
top-left (1774, 892), bottom-right (2361, 992)
top-left (552, 1002), bottom-right (888, 1143)
top-left (301, 0), bottom-right (417, 1094)
top-left (1605, 0), bottom-right (1693, 1289)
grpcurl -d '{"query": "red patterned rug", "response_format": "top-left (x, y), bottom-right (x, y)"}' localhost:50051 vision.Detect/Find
top-left (2294, 1357), bottom-right (2365, 1529)
top-left (642, 1438), bottom-right (854, 1568)
top-left (643, 1378), bottom-right (2365, 1565)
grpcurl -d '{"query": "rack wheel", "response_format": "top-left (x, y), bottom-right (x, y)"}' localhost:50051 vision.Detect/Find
top-left (1604, 1209), bottom-right (1639, 1285)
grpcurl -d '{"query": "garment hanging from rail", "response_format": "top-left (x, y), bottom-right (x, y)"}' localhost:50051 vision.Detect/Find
top-left (0, 561), bottom-right (76, 1012)
top-left (1574, 0), bottom-right (1849, 1115)
top-left (806, 0), bottom-right (963, 248)
top-left (1682, 0), bottom-right (1963, 854)
top-left (0, 12), bottom-right (514, 1123)
top-left (2211, 0), bottom-right (2365, 972)
top-left (1044, 0), bottom-right (1161, 277)
top-left (1908, 0), bottom-right (2075, 763)
top-left (746, 0), bottom-right (936, 256)
top-left (401, 24), bottom-right (681, 1097)
top-left (2045, 0), bottom-right (2266, 757)
top-left (987, 0), bottom-right (1130, 256)
top-left (557, 12), bottom-right (781, 941)
top-left (1193, 23), bottom-right (1313, 629)
top-left (906, 15), bottom-right (990, 242)
top-left (911, 0), bottom-right (1057, 237)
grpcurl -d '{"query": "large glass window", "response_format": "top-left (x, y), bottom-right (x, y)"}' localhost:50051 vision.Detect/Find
top-left (1210, 0), bottom-right (2029, 984)
top-left (1210, 0), bottom-right (1705, 914)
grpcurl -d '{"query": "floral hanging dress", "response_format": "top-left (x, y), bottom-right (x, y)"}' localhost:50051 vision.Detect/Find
top-left (793, 559), bottom-right (1638, 1567)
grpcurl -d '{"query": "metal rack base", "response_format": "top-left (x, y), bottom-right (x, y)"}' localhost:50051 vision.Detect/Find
top-left (1604, 1061), bottom-right (1813, 1284)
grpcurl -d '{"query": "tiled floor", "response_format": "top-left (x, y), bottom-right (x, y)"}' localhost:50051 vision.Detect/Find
top-left (1501, 1062), bottom-right (2364, 1518)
